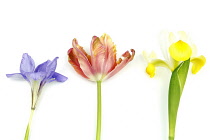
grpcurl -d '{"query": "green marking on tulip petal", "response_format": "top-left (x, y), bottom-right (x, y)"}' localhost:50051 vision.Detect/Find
top-left (168, 59), bottom-right (190, 140)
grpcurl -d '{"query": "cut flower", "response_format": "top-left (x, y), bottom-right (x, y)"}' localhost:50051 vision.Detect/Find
top-left (143, 31), bottom-right (206, 77)
top-left (67, 33), bottom-right (135, 140)
top-left (143, 31), bottom-right (206, 140)
top-left (6, 53), bottom-right (67, 140)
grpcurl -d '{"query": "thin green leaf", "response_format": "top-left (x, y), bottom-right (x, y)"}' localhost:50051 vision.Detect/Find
top-left (168, 59), bottom-right (190, 140)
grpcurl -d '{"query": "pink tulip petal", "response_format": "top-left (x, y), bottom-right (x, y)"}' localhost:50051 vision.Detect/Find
top-left (90, 36), bottom-right (106, 74)
top-left (104, 49), bottom-right (135, 80)
top-left (68, 48), bottom-right (89, 79)
top-left (99, 34), bottom-right (117, 74)
top-left (72, 39), bottom-right (95, 79)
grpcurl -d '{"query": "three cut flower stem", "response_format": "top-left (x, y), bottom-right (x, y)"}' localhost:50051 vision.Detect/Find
top-left (23, 74), bottom-right (186, 140)
top-left (96, 81), bottom-right (102, 140)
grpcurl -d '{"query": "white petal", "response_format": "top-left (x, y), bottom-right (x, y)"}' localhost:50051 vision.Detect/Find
top-left (191, 44), bottom-right (198, 56)
top-left (142, 51), bottom-right (156, 62)
top-left (169, 32), bottom-right (176, 43)
top-left (159, 31), bottom-right (171, 62)
top-left (178, 31), bottom-right (188, 42)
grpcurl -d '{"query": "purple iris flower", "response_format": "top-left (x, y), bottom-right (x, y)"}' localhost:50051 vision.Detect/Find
top-left (6, 53), bottom-right (68, 109)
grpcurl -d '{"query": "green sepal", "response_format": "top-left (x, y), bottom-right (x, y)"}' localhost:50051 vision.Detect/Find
top-left (168, 59), bottom-right (190, 140)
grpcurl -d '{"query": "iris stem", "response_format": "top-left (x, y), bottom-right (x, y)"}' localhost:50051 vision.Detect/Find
top-left (24, 109), bottom-right (35, 140)
top-left (96, 81), bottom-right (102, 140)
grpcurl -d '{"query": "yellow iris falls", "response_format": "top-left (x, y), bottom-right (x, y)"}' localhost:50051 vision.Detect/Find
top-left (169, 40), bottom-right (192, 61)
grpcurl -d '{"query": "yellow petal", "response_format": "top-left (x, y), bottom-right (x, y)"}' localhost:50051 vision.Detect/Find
top-left (191, 55), bottom-right (206, 74)
top-left (146, 63), bottom-right (155, 78)
top-left (169, 40), bottom-right (192, 61)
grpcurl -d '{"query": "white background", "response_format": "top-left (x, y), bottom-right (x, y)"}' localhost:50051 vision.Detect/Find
top-left (0, 0), bottom-right (210, 140)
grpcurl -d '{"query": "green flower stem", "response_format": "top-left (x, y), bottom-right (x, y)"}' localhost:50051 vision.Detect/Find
top-left (169, 137), bottom-right (174, 140)
top-left (96, 81), bottom-right (102, 140)
top-left (24, 109), bottom-right (35, 140)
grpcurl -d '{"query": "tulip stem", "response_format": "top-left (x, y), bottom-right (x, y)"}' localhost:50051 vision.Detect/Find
top-left (96, 81), bottom-right (102, 140)
top-left (24, 109), bottom-right (35, 140)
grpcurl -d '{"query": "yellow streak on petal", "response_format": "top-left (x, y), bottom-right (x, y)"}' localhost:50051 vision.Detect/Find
top-left (169, 40), bottom-right (192, 61)
top-left (92, 37), bottom-right (104, 56)
top-left (191, 55), bottom-right (206, 74)
top-left (146, 63), bottom-right (155, 78)
top-left (116, 58), bottom-right (122, 64)
top-left (100, 33), bottom-right (114, 48)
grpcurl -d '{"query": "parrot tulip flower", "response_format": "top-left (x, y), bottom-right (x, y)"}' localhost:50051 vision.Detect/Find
top-left (68, 34), bottom-right (135, 81)
top-left (68, 34), bottom-right (135, 140)
top-left (143, 31), bottom-right (206, 140)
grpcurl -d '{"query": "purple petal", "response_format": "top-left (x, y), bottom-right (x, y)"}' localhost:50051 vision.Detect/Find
top-left (6, 73), bottom-right (24, 79)
top-left (46, 57), bottom-right (58, 72)
top-left (20, 53), bottom-right (35, 74)
top-left (26, 72), bottom-right (46, 81)
top-left (45, 57), bottom-right (58, 78)
top-left (51, 72), bottom-right (68, 82)
top-left (35, 60), bottom-right (51, 72)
